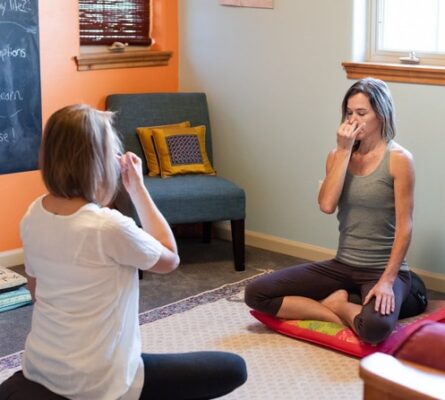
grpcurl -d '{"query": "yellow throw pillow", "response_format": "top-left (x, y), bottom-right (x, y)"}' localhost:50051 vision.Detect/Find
top-left (136, 121), bottom-right (191, 176)
top-left (152, 125), bottom-right (216, 178)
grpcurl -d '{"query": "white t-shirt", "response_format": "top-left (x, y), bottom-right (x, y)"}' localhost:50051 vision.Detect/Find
top-left (20, 196), bottom-right (163, 400)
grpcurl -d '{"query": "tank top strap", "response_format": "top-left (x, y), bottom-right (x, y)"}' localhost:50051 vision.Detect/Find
top-left (374, 139), bottom-right (393, 176)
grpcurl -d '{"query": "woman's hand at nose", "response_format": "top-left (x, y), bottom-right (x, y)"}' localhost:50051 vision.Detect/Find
top-left (336, 120), bottom-right (365, 152)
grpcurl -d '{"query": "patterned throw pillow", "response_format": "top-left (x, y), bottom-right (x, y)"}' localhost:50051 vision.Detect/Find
top-left (152, 125), bottom-right (216, 177)
top-left (136, 121), bottom-right (191, 176)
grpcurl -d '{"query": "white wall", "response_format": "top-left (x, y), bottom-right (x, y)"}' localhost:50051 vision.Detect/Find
top-left (179, 0), bottom-right (445, 278)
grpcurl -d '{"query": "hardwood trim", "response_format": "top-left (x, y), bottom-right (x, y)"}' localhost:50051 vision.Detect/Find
top-left (360, 353), bottom-right (445, 400)
top-left (74, 50), bottom-right (173, 71)
top-left (342, 61), bottom-right (445, 86)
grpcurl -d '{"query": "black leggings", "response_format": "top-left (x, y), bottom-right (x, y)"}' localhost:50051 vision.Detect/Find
top-left (140, 352), bottom-right (247, 399)
top-left (244, 259), bottom-right (411, 344)
top-left (0, 351), bottom-right (247, 400)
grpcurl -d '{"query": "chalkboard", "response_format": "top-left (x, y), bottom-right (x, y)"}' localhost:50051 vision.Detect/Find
top-left (0, 0), bottom-right (42, 174)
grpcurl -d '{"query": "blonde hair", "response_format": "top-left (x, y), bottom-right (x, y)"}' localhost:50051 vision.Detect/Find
top-left (40, 104), bottom-right (122, 206)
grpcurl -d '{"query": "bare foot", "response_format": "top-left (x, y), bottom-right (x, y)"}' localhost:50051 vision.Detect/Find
top-left (320, 290), bottom-right (349, 323)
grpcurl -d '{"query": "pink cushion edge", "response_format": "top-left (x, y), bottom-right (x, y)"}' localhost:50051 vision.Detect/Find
top-left (250, 306), bottom-right (445, 359)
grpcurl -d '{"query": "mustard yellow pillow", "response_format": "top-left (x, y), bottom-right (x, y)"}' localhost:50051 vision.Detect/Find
top-left (152, 125), bottom-right (216, 178)
top-left (136, 121), bottom-right (191, 176)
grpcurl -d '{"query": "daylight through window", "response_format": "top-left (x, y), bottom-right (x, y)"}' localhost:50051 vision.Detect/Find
top-left (370, 0), bottom-right (445, 65)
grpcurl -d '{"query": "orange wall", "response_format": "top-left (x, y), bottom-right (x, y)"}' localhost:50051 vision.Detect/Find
top-left (0, 0), bottom-right (179, 252)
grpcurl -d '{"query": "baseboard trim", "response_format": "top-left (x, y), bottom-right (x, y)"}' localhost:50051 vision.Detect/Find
top-left (214, 224), bottom-right (445, 293)
top-left (0, 248), bottom-right (24, 268)
top-left (4, 229), bottom-right (445, 293)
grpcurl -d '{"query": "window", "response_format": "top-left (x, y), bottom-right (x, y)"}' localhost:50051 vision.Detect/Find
top-left (79, 0), bottom-right (152, 46)
top-left (343, 0), bottom-right (445, 85)
top-left (75, 0), bottom-right (173, 71)
top-left (369, 0), bottom-right (445, 65)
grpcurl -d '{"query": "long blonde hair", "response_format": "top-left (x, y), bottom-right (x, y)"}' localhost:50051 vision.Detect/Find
top-left (40, 104), bottom-right (122, 206)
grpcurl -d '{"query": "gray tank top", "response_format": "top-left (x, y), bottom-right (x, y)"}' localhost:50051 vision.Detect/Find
top-left (335, 140), bottom-right (408, 270)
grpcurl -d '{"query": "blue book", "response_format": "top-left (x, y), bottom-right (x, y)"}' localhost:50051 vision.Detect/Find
top-left (0, 287), bottom-right (32, 313)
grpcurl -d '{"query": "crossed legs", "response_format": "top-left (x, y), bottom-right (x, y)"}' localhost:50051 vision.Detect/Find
top-left (244, 260), bottom-right (411, 344)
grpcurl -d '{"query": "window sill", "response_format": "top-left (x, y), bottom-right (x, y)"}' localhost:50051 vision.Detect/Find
top-left (342, 61), bottom-right (445, 86)
top-left (74, 50), bottom-right (173, 71)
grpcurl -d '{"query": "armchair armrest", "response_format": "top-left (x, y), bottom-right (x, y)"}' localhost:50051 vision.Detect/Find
top-left (360, 352), bottom-right (445, 400)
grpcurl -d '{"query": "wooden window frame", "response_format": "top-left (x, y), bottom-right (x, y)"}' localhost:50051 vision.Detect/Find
top-left (342, 62), bottom-right (445, 86)
top-left (75, 49), bottom-right (172, 71)
top-left (343, 0), bottom-right (445, 86)
top-left (75, 0), bottom-right (172, 71)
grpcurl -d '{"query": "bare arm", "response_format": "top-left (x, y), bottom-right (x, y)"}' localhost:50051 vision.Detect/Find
top-left (318, 120), bottom-right (364, 213)
top-left (120, 152), bottom-right (180, 274)
top-left (318, 148), bottom-right (350, 213)
top-left (364, 146), bottom-right (415, 314)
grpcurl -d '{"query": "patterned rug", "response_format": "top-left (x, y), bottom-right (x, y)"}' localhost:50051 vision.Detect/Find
top-left (138, 274), bottom-right (363, 399)
top-left (0, 273), bottom-right (363, 398)
top-left (2, 274), bottom-right (444, 398)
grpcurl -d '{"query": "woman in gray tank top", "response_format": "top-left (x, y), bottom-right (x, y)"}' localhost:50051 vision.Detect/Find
top-left (245, 78), bottom-right (416, 344)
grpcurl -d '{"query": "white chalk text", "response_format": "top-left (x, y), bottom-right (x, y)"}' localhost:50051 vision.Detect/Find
top-left (0, 0), bottom-right (31, 16)
top-left (0, 89), bottom-right (23, 101)
top-left (0, 45), bottom-right (26, 61)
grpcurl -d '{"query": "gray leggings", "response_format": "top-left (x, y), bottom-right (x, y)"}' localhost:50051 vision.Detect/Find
top-left (244, 259), bottom-right (411, 344)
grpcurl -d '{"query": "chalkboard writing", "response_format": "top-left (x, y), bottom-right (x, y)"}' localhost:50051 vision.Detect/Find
top-left (0, 0), bottom-right (42, 174)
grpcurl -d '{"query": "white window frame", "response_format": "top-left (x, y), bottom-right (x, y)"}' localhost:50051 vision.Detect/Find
top-left (368, 0), bottom-right (445, 66)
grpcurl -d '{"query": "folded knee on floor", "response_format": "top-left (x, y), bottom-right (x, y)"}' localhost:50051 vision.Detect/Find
top-left (355, 315), bottom-right (394, 345)
top-left (225, 353), bottom-right (248, 387)
top-left (244, 282), bottom-right (260, 309)
top-left (244, 281), bottom-right (279, 314)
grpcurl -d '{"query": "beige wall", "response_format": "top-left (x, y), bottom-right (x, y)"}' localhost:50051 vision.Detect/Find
top-left (179, 0), bottom-right (445, 279)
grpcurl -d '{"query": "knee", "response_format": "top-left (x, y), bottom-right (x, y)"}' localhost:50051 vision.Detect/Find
top-left (244, 280), bottom-right (261, 310)
top-left (354, 314), bottom-right (394, 344)
top-left (244, 279), bottom-right (277, 314)
top-left (223, 353), bottom-right (248, 389)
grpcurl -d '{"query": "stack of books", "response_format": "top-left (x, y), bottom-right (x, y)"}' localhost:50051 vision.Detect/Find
top-left (0, 266), bottom-right (32, 313)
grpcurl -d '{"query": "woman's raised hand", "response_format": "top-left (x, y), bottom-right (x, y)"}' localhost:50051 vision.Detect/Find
top-left (119, 152), bottom-right (144, 195)
top-left (336, 119), bottom-right (365, 152)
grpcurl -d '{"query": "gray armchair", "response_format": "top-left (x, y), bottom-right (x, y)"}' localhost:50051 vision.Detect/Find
top-left (106, 93), bottom-right (246, 271)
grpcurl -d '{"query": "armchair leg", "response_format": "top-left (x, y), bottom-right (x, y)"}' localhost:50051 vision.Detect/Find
top-left (203, 222), bottom-right (212, 243)
top-left (231, 219), bottom-right (245, 271)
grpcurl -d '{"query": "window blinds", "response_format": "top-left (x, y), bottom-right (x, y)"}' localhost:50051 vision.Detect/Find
top-left (79, 0), bottom-right (151, 45)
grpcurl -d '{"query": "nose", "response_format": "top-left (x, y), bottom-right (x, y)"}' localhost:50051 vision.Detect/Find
top-left (349, 113), bottom-right (363, 124)
top-left (347, 116), bottom-right (358, 125)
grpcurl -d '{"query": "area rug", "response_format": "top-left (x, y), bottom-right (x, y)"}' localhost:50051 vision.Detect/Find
top-left (138, 275), bottom-right (366, 399)
top-left (0, 274), bottom-right (442, 399)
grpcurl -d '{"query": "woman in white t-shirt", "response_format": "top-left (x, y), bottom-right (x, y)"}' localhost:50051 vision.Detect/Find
top-left (0, 104), bottom-right (247, 400)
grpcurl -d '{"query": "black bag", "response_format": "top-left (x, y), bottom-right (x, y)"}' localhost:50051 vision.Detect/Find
top-left (399, 271), bottom-right (428, 319)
